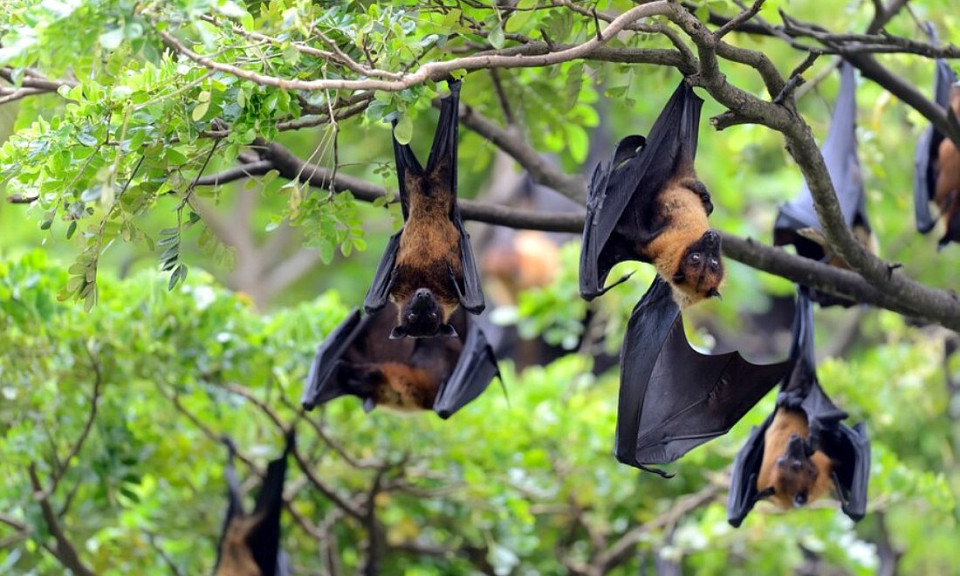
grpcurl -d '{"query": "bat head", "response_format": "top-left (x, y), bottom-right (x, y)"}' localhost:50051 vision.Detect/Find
top-left (672, 230), bottom-right (724, 302)
top-left (392, 288), bottom-right (458, 339)
top-left (771, 433), bottom-right (820, 509)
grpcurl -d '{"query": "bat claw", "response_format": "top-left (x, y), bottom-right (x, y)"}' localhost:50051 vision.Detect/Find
top-left (638, 464), bottom-right (676, 479)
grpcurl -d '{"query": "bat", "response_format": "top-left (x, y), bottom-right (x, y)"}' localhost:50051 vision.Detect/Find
top-left (580, 80), bottom-right (723, 308)
top-left (214, 432), bottom-right (294, 576)
top-left (773, 62), bottom-right (873, 306)
top-left (615, 275), bottom-right (790, 476)
top-left (301, 303), bottom-right (500, 419)
top-left (363, 79), bottom-right (484, 338)
top-left (727, 288), bottom-right (870, 527)
top-left (914, 26), bottom-right (960, 248)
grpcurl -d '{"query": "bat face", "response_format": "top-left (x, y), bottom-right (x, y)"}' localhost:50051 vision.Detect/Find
top-left (391, 288), bottom-right (458, 339)
top-left (672, 230), bottom-right (723, 300)
top-left (770, 434), bottom-right (821, 508)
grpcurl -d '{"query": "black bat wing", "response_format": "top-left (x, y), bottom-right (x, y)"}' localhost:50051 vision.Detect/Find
top-left (431, 81), bottom-right (484, 313)
top-left (301, 309), bottom-right (365, 410)
top-left (579, 80), bottom-right (702, 300)
top-left (248, 431), bottom-right (294, 576)
top-left (774, 62), bottom-right (867, 260)
top-left (432, 319), bottom-right (501, 419)
top-left (363, 231), bottom-right (401, 314)
top-left (727, 412), bottom-right (775, 527)
top-left (824, 421), bottom-right (871, 521)
top-left (914, 51), bottom-right (957, 234)
top-left (616, 276), bottom-right (788, 474)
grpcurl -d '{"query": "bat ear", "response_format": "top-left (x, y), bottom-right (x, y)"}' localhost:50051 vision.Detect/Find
top-left (757, 486), bottom-right (775, 500)
top-left (388, 326), bottom-right (408, 339)
top-left (362, 397), bottom-right (376, 412)
top-left (707, 288), bottom-right (722, 300)
top-left (438, 323), bottom-right (459, 338)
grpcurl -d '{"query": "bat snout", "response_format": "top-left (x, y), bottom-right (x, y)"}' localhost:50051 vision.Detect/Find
top-left (702, 230), bottom-right (720, 248)
top-left (414, 288), bottom-right (434, 302)
top-left (786, 434), bottom-right (807, 459)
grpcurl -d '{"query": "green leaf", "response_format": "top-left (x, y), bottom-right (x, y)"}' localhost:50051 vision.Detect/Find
top-left (489, 23), bottom-right (505, 50)
top-left (393, 114), bottom-right (413, 146)
top-left (98, 28), bottom-right (124, 51)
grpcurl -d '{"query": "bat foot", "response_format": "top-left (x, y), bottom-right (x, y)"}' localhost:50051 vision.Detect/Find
top-left (680, 177), bottom-right (713, 215)
top-left (776, 389), bottom-right (805, 411)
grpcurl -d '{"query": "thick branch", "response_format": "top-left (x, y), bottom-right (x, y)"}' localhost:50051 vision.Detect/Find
top-left (199, 143), bottom-right (958, 326)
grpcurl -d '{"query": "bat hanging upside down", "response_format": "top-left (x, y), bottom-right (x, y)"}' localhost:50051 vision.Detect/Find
top-left (727, 289), bottom-right (870, 526)
top-left (580, 80), bottom-right (723, 308)
top-left (364, 79), bottom-right (485, 338)
top-left (302, 303), bottom-right (500, 418)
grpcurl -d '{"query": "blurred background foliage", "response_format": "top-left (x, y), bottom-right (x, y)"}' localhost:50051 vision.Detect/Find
top-left (2, 0), bottom-right (960, 574)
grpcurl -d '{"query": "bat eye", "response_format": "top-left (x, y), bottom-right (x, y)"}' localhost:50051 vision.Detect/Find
top-left (710, 258), bottom-right (719, 268)
top-left (689, 253), bottom-right (702, 264)
top-left (794, 492), bottom-right (808, 506)
top-left (429, 313), bottom-right (438, 321)
top-left (407, 313), bottom-right (416, 323)
top-left (790, 461), bottom-right (802, 472)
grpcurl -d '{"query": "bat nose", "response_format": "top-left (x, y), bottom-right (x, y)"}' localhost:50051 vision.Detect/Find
top-left (414, 288), bottom-right (432, 301)
top-left (703, 230), bottom-right (720, 248)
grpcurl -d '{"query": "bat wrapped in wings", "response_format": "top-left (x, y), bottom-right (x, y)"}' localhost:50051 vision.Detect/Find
top-left (364, 79), bottom-right (485, 338)
top-left (773, 62), bottom-right (873, 306)
top-left (214, 431), bottom-right (294, 576)
top-left (301, 303), bottom-right (500, 419)
top-left (615, 276), bottom-right (790, 476)
top-left (580, 80), bottom-right (724, 308)
top-left (914, 24), bottom-right (960, 248)
top-left (727, 288), bottom-right (870, 527)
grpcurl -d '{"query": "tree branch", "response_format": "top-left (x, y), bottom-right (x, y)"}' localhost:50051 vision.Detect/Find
top-left (155, 2), bottom-right (676, 93)
top-left (27, 464), bottom-right (95, 576)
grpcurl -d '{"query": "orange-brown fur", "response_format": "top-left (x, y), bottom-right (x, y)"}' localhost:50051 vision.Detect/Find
top-left (392, 164), bottom-right (462, 322)
top-left (374, 362), bottom-right (441, 410)
top-left (482, 231), bottom-right (559, 305)
top-left (935, 87), bottom-right (960, 230)
top-left (757, 409), bottom-right (834, 510)
top-left (215, 515), bottom-right (264, 576)
top-left (641, 175), bottom-right (722, 307)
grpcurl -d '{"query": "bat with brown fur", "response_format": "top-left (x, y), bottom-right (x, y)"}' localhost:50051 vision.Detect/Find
top-left (364, 80), bottom-right (484, 338)
top-left (214, 432), bottom-right (293, 576)
top-left (301, 303), bottom-right (500, 419)
top-left (727, 288), bottom-right (870, 527)
top-left (580, 80), bottom-right (723, 308)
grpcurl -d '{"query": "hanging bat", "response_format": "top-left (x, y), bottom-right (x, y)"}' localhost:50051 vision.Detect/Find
top-left (914, 26), bottom-right (960, 248)
top-left (301, 303), bottom-right (500, 419)
top-left (615, 276), bottom-right (789, 476)
top-left (580, 80), bottom-right (723, 308)
top-left (364, 79), bottom-right (484, 338)
top-left (773, 62), bottom-right (873, 306)
top-left (214, 432), bottom-right (294, 576)
top-left (727, 288), bottom-right (870, 527)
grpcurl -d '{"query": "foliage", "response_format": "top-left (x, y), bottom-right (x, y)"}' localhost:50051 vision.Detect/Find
top-left (2, 0), bottom-right (960, 574)
top-left (0, 251), bottom-right (957, 575)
